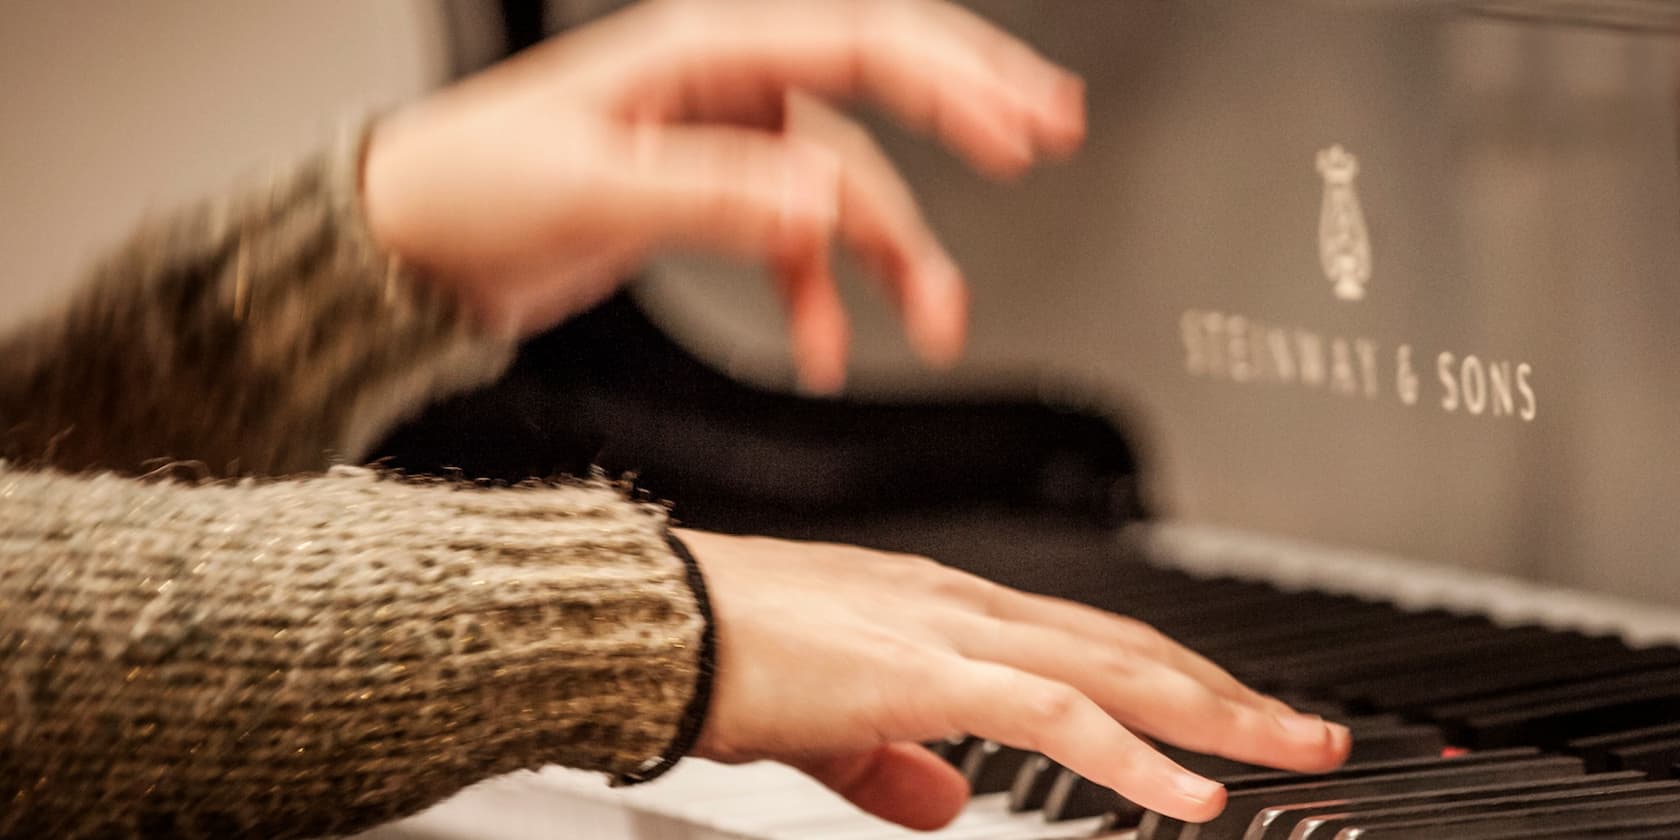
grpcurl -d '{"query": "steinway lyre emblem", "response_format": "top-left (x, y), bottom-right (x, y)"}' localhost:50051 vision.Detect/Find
top-left (1316, 144), bottom-right (1371, 301)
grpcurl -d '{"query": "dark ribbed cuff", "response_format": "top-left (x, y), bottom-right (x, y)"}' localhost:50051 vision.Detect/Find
top-left (613, 529), bottom-right (717, 786)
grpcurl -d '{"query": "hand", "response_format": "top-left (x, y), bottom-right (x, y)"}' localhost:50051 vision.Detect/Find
top-left (677, 528), bottom-right (1352, 830)
top-left (360, 0), bottom-right (1085, 392)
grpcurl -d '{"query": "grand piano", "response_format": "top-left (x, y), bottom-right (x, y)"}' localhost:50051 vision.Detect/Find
top-left (354, 0), bottom-right (1680, 836)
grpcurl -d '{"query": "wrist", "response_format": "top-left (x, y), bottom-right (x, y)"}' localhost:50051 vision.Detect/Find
top-left (358, 111), bottom-right (505, 330)
top-left (615, 527), bottom-right (720, 785)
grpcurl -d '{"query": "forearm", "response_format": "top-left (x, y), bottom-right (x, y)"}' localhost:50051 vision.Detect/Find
top-left (0, 125), bottom-right (513, 477)
top-left (0, 465), bottom-right (703, 838)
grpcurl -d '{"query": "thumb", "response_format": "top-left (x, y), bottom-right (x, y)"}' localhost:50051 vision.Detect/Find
top-left (791, 743), bottom-right (971, 831)
top-left (608, 123), bottom-right (841, 262)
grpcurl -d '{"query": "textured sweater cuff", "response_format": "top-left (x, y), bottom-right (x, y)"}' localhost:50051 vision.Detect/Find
top-left (613, 530), bottom-right (717, 786)
top-left (0, 467), bottom-right (707, 837)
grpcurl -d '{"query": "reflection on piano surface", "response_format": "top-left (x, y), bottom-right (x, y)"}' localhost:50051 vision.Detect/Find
top-left (367, 0), bottom-right (1680, 837)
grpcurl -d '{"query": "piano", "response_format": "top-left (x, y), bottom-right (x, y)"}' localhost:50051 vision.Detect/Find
top-left (2, 0), bottom-right (1677, 836)
top-left (348, 0), bottom-right (1680, 837)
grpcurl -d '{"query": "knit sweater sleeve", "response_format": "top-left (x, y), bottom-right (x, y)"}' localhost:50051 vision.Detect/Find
top-left (0, 468), bottom-right (705, 838)
top-left (0, 125), bottom-right (511, 476)
top-left (0, 130), bottom-right (711, 837)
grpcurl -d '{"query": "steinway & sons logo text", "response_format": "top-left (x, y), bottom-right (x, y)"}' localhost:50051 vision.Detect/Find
top-left (1178, 145), bottom-right (1537, 423)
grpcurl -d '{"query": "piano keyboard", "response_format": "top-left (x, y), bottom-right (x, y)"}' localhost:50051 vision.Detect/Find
top-left (357, 522), bottom-right (1680, 840)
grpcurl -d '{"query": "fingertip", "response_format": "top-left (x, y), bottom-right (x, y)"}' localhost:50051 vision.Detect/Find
top-left (906, 257), bottom-right (968, 370)
top-left (957, 102), bottom-right (1038, 182)
top-left (1170, 771), bottom-right (1228, 823)
top-left (1271, 713), bottom-right (1352, 772)
top-left (792, 317), bottom-right (849, 396)
top-left (795, 356), bottom-right (847, 396)
top-left (1327, 721), bottom-right (1353, 764)
top-left (1098, 749), bottom-right (1225, 824)
top-left (1035, 73), bottom-right (1087, 160)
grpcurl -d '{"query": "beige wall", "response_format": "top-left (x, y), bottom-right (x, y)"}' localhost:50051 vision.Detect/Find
top-left (0, 1), bottom-right (454, 329)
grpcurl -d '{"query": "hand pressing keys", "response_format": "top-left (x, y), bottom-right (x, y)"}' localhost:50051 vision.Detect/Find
top-left (680, 530), bottom-right (1352, 829)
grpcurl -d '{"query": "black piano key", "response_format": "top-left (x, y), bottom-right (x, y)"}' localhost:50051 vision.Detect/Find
top-left (1293, 782), bottom-right (1680, 838)
top-left (1204, 610), bottom-right (1472, 665)
top-left (1235, 624), bottom-right (1560, 691)
top-left (1481, 816), bottom-right (1680, 839)
top-left (1335, 724), bottom-right (1448, 763)
top-left (1182, 597), bottom-right (1395, 646)
top-left (1325, 631), bottom-right (1624, 702)
top-left (1223, 619), bottom-right (1516, 688)
top-left (1322, 788), bottom-right (1680, 839)
top-left (1339, 643), bottom-right (1680, 714)
top-left (1333, 713), bottom-right (1407, 730)
top-left (1135, 752), bottom-right (1573, 840)
top-left (1459, 683), bottom-right (1680, 748)
top-left (957, 740), bottom-right (1033, 794)
top-left (1194, 611), bottom-right (1470, 669)
top-left (1006, 754), bottom-right (1062, 812)
top-left (1041, 767), bottom-right (1144, 823)
top-left (1100, 580), bottom-right (1301, 624)
top-left (1431, 663), bottom-right (1680, 726)
top-left (1170, 749), bottom-right (1272, 781)
top-left (1609, 737), bottom-right (1680, 778)
top-left (1569, 722), bottom-right (1680, 771)
top-left (929, 735), bottom-right (980, 767)
top-left (1178, 600), bottom-right (1412, 653)
top-left (1248, 772), bottom-right (1647, 840)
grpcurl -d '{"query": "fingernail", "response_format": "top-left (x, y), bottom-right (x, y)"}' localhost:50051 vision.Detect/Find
top-left (1277, 713), bottom-right (1331, 744)
top-left (1033, 70), bottom-right (1080, 117)
top-left (1327, 722), bottom-right (1352, 755)
top-left (1172, 772), bottom-right (1224, 804)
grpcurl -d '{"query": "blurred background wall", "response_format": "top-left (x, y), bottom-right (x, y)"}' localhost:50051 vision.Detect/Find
top-left (0, 1), bottom-right (458, 329)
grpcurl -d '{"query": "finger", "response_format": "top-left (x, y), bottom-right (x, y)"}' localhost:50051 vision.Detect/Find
top-left (603, 123), bottom-right (840, 261)
top-left (901, 656), bottom-right (1227, 824)
top-left (785, 92), bottom-right (967, 368)
top-left (774, 246), bottom-right (850, 394)
top-left (920, 0), bottom-right (1087, 158)
top-left (946, 614), bottom-right (1350, 774)
top-left (601, 0), bottom-right (1080, 179)
top-left (965, 576), bottom-right (1278, 712)
top-left (793, 743), bottom-right (970, 831)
